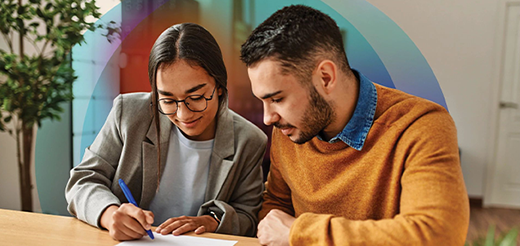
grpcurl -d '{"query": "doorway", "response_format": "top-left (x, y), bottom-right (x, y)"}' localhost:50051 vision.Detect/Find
top-left (486, 2), bottom-right (520, 208)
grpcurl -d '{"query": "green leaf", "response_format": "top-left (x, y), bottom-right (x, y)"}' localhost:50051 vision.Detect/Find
top-left (17, 6), bottom-right (23, 15)
top-left (3, 98), bottom-right (12, 111)
top-left (36, 8), bottom-right (43, 18)
top-left (498, 228), bottom-right (518, 246)
top-left (44, 2), bottom-right (52, 11)
top-left (29, 6), bottom-right (36, 17)
top-left (485, 225), bottom-right (495, 246)
top-left (16, 18), bottom-right (24, 31)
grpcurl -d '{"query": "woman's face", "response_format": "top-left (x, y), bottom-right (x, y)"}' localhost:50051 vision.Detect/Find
top-left (156, 60), bottom-right (222, 141)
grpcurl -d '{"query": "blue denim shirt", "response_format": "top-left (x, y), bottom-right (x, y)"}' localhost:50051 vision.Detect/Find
top-left (318, 69), bottom-right (378, 151)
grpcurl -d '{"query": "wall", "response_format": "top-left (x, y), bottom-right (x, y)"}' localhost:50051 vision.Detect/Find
top-left (0, 0), bottom-right (503, 211)
top-left (366, 0), bottom-right (499, 197)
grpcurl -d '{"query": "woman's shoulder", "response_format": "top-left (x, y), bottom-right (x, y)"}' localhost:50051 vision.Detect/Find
top-left (112, 92), bottom-right (153, 126)
top-left (114, 92), bottom-right (152, 110)
top-left (112, 92), bottom-right (152, 115)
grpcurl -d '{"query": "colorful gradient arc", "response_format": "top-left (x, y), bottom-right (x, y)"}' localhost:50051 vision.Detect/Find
top-left (67, 0), bottom-right (447, 166)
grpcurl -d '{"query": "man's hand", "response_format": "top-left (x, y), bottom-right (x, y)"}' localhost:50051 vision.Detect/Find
top-left (100, 204), bottom-right (154, 241)
top-left (156, 215), bottom-right (218, 236)
top-left (257, 209), bottom-right (296, 246)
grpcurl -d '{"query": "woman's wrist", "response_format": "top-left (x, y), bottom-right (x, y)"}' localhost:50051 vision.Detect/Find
top-left (99, 205), bottom-right (119, 229)
top-left (202, 214), bottom-right (219, 232)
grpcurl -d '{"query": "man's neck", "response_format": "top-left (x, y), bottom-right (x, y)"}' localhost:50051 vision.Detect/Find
top-left (320, 71), bottom-right (360, 141)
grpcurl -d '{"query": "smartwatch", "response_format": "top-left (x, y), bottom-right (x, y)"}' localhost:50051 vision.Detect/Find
top-left (208, 210), bottom-right (221, 225)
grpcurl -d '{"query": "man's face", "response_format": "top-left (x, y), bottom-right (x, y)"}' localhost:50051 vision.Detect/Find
top-left (248, 59), bottom-right (335, 144)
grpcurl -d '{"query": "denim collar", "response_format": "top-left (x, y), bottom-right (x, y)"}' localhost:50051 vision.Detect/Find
top-left (317, 69), bottom-right (378, 151)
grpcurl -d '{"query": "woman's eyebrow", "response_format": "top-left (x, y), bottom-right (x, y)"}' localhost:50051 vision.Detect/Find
top-left (157, 83), bottom-right (207, 97)
top-left (158, 89), bottom-right (173, 96)
top-left (185, 83), bottom-right (207, 94)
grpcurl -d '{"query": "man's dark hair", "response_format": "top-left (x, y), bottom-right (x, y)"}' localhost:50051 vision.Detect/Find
top-left (240, 5), bottom-right (351, 82)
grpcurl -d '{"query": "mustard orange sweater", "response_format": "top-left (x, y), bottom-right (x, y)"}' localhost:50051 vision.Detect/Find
top-left (259, 84), bottom-right (469, 245)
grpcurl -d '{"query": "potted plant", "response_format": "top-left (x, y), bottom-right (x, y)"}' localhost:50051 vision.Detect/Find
top-left (466, 225), bottom-right (519, 246)
top-left (0, 0), bottom-right (101, 212)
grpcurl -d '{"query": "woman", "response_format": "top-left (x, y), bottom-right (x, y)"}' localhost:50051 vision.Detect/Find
top-left (65, 23), bottom-right (267, 241)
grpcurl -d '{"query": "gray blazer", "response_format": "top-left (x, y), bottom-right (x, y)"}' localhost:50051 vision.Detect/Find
top-left (65, 93), bottom-right (267, 236)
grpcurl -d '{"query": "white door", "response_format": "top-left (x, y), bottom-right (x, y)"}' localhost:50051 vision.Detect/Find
top-left (488, 3), bottom-right (520, 208)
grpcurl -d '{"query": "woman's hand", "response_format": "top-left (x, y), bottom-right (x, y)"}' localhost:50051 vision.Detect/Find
top-left (100, 204), bottom-right (154, 241)
top-left (156, 215), bottom-right (219, 236)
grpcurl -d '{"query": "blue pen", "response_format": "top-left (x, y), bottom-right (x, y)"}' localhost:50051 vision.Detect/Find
top-left (118, 178), bottom-right (155, 239)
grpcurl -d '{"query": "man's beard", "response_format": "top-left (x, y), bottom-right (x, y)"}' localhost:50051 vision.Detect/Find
top-left (274, 85), bottom-right (335, 144)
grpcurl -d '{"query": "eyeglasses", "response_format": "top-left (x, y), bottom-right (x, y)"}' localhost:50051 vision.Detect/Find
top-left (157, 86), bottom-right (217, 115)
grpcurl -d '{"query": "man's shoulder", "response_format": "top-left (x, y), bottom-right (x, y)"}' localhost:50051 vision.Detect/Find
top-left (373, 84), bottom-right (449, 127)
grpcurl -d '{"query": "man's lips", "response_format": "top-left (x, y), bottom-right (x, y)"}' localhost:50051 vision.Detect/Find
top-left (279, 127), bottom-right (295, 136)
top-left (274, 123), bottom-right (297, 136)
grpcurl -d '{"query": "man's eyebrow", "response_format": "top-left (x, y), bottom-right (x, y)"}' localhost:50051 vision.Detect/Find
top-left (157, 84), bottom-right (207, 97)
top-left (260, 90), bottom-right (282, 100)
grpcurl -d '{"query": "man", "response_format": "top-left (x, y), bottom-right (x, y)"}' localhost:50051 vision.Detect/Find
top-left (240, 5), bottom-right (469, 246)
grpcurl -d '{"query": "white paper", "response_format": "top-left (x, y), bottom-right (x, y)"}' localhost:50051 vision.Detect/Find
top-left (116, 232), bottom-right (238, 246)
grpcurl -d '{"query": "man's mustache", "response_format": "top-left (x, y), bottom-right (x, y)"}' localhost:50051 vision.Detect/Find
top-left (273, 122), bottom-right (296, 129)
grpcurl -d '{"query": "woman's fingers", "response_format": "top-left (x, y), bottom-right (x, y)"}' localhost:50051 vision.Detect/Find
top-left (194, 225), bottom-right (206, 234)
top-left (172, 222), bottom-right (197, 236)
top-left (154, 215), bottom-right (216, 236)
top-left (156, 216), bottom-right (187, 232)
top-left (109, 208), bottom-right (147, 240)
top-left (114, 208), bottom-right (147, 235)
top-left (159, 219), bottom-right (188, 235)
top-left (114, 219), bottom-right (146, 239)
top-left (120, 203), bottom-right (153, 230)
top-left (105, 203), bottom-right (155, 241)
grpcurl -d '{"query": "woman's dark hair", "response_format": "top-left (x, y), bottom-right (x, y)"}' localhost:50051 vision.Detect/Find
top-left (148, 23), bottom-right (228, 189)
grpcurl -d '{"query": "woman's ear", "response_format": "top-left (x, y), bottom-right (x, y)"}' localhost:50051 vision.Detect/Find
top-left (315, 60), bottom-right (337, 95)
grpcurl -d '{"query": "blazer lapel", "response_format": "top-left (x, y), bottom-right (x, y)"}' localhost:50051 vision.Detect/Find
top-left (140, 113), bottom-right (172, 208)
top-left (205, 109), bottom-right (235, 200)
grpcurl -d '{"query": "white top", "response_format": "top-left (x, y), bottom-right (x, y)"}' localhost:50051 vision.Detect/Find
top-left (149, 126), bottom-right (214, 225)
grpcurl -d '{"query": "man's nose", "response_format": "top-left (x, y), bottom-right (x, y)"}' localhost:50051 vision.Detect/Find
top-left (263, 105), bottom-right (280, 126)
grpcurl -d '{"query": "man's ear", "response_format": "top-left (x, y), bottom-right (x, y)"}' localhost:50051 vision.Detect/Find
top-left (315, 60), bottom-right (337, 94)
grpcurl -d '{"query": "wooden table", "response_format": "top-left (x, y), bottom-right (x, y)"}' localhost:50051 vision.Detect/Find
top-left (0, 209), bottom-right (261, 245)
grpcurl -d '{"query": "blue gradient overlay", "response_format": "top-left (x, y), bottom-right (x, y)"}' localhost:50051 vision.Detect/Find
top-left (66, 0), bottom-right (447, 166)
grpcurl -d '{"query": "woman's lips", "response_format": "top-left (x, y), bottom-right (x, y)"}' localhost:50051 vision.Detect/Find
top-left (179, 117), bottom-right (202, 128)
